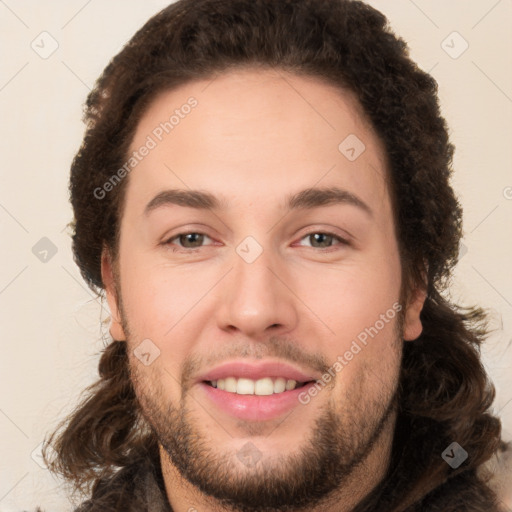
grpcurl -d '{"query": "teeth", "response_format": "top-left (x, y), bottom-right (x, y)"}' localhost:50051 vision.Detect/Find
top-left (225, 377), bottom-right (237, 393)
top-left (254, 377), bottom-right (273, 395)
top-left (210, 377), bottom-right (301, 395)
top-left (274, 377), bottom-right (286, 393)
top-left (237, 378), bottom-right (255, 395)
top-left (285, 379), bottom-right (297, 391)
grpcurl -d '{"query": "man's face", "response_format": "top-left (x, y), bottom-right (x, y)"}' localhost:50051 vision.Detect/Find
top-left (102, 68), bottom-right (424, 511)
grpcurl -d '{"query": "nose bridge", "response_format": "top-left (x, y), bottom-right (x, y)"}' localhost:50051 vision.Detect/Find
top-left (216, 231), bottom-right (298, 336)
top-left (235, 234), bottom-right (278, 292)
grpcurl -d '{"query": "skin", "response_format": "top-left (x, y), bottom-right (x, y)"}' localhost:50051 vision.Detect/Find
top-left (101, 68), bottom-right (426, 512)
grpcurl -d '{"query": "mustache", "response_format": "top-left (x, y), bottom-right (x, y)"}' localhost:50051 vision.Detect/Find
top-left (180, 335), bottom-right (331, 391)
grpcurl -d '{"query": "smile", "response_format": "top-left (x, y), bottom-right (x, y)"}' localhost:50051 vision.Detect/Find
top-left (206, 377), bottom-right (310, 395)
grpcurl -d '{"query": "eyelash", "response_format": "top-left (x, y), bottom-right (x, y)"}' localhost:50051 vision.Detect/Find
top-left (163, 231), bottom-right (350, 253)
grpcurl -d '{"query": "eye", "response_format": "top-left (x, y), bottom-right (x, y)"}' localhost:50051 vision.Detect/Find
top-left (295, 231), bottom-right (349, 250)
top-left (164, 232), bottom-right (214, 251)
top-left (163, 230), bottom-right (349, 252)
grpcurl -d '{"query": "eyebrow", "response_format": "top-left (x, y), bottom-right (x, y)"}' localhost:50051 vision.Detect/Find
top-left (144, 186), bottom-right (372, 217)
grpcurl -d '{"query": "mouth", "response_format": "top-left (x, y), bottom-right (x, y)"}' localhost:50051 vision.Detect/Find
top-left (204, 377), bottom-right (313, 395)
top-left (196, 361), bottom-right (320, 422)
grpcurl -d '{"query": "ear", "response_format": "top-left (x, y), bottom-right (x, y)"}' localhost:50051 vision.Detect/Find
top-left (101, 246), bottom-right (127, 340)
top-left (403, 285), bottom-right (427, 342)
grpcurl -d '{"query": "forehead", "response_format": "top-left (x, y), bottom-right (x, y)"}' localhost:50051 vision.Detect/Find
top-left (123, 68), bottom-right (391, 220)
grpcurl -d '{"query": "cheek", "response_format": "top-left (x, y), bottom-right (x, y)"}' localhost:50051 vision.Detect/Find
top-left (323, 286), bottom-right (402, 405)
top-left (129, 353), bottom-right (178, 413)
top-left (301, 256), bottom-right (403, 390)
top-left (300, 258), bottom-right (401, 343)
top-left (118, 240), bottom-right (193, 334)
top-left (115, 248), bottom-right (193, 387)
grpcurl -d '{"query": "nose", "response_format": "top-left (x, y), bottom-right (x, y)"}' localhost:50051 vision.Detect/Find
top-left (214, 239), bottom-right (299, 339)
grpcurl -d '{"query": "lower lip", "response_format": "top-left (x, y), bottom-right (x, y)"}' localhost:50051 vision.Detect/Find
top-left (198, 381), bottom-right (317, 422)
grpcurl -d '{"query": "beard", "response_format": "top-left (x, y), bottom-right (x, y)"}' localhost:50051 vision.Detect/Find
top-left (114, 269), bottom-right (404, 512)
top-left (129, 348), bottom-right (400, 512)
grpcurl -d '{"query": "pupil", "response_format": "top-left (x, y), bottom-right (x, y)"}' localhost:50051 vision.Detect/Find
top-left (312, 233), bottom-right (330, 247)
top-left (182, 233), bottom-right (202, 247)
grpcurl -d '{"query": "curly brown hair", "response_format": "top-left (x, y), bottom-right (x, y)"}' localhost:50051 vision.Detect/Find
top-left (43, 0), bottom-right (504, 510)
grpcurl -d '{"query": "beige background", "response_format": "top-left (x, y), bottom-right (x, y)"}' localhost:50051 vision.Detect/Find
top-left (0, 1), bottom-right (511, 510)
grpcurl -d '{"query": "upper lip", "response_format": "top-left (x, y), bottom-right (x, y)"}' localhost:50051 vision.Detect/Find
top-left (196, 360), bottom-right (319, 384)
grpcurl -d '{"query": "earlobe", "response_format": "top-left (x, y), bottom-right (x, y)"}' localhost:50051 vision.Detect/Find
top-left (403, 286), bottom-right (427, 342)
top-left (101, 247), bottom-right (126, 341)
